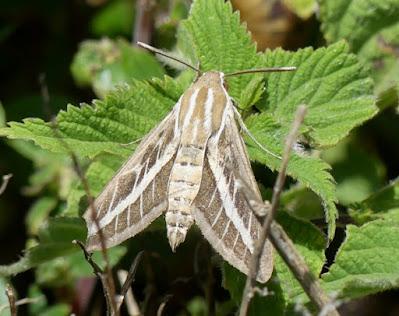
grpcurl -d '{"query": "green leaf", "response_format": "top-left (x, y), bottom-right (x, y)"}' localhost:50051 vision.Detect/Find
top-left (30, 217), bottom-right (87, 264)
top-left (27, 285), bottom-right (47, 316)
top-left (274, 212), bottom-right (326, 304)
top-left (0, 216), bottom-right (125, 278)
top-left (63, 153), bottom-right (122, 216)
top-left (0, 76), bottom-right (184, 158)
top-left (260, 41), bottom-right (377, 147)
top-left (349, 179), bottom-right (399, 225)
top-left (71, 38), bottom-right (165, 97)
top-left (245, 113), bottom-right (338, 238)
top-left (323, 137), bottom-right (386, 205)
top-left (178, 0), bottom-right (261, 107)
top-left (25, 197), bottom-right (58, 235)
top-left (35, 246), bottom-right (126, 286)
top-left (322, 210), bottom-right (399, 299)
top-left (319, 0), bottom-right (399, 95)
top-left (281, 186), bottom-right (324, 220)
top-left (8, 140), bottom-right (73, 197)
top-left (282, 0), bottom-right (318, 19)
top-left (0, 217), bottom-right (85, 276)
top-left (90, 0), bottom-right (134, 37)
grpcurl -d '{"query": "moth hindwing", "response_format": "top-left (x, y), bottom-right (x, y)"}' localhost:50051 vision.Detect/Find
top-left (84, 71), bottom-right (273, 283)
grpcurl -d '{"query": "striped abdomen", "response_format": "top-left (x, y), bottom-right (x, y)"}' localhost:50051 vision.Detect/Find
top-left (165, 72), bottom-right (227, 251)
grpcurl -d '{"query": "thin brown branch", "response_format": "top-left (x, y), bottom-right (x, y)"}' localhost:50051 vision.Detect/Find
top-left (0, 174), bottom-right (12, 196)
top-left (133, 0), bottom-right (155, 45)
top-left (156, 295), bottom-right (172, 316)
top-left (39, 75), bottom-right (118, 316)
top-left (116, 251), bottom-right (144, 314)
top-left (269, 223), bottom-right (340, 316)
top-left (117, 270), bottom-right (141, 316)
top-left (0, 296), bottom-right (44, 313)
top-left (239, 105), bottom-right (307, 316)
top-left (5, 284), bottom-right (17, 316)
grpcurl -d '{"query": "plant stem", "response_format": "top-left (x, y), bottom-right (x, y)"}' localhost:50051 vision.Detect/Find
top-left (239, 105), bottom-right (307, 316)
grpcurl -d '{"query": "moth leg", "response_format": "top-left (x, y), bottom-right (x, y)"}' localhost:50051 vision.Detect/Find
top-left (119, 137), bottom-right (144, 147)
top-left (232, 106), bottom-right (281, 160)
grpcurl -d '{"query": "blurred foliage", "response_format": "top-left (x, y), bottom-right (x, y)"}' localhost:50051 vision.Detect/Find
top-left (1, 0), bottom-right (399, 314)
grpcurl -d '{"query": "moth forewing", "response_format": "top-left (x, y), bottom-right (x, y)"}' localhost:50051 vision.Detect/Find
top-left (83, 107), bottom-right (180, 251)
top-left (83, 70), bottom-right (275, 283)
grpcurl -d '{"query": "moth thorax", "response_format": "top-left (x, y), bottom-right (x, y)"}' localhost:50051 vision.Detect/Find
top-left (165, 210), bottom-right (194, 251)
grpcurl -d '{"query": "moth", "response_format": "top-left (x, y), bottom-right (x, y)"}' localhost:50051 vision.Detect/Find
top-left (84, 43), bottom-right (295, 283)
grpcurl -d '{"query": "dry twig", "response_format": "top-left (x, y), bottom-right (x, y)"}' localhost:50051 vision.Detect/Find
top-left (5, 284), bottom-right (17, 316)
top-left (238, 105), bottom-right (340, 316)
top-left (39, 74), bottom-right (118, 315)
top-left (237, 105), bottom-right (339, 316)
top-left (239, 105), bottom-right (307, 315)
top-left (133, 0), bottom-right (155, 45)
top-left (116, 251), bottom-right (144, 315)
top-left (0, 295), bottom-right (44, 314)
top-left (269, 223), bottom-right (339, 315)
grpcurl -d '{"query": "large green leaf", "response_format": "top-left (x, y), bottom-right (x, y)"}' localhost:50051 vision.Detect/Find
top-left (320, 0), bottom-right (399, 95)
top-left (349, 179), bottom-right (399, 225)
top-left (322, 210), bottom-right (399, 299)
top-left (260, 41), bottom-right (377, 147)
top-left (0, 76), bottom-right (184, 158)
top-left (178, 0), bottom-right (262, 107)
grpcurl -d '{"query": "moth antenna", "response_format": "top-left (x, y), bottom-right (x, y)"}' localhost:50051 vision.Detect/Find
top-left (232, 106), bottom-right (282, 160)
top-left (137, 41), bottom-right (201, 74)
top-left (224, 67), bottom-right (296, 77)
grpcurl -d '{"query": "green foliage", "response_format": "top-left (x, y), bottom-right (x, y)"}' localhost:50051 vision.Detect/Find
top-left (1, 0), bottom-right (399, 314)
top-left (179, 0), bottom-right (260, 106)
top-left (71, 38), bottom-right (165, 97)
top-left (320, 0), bottom-right (399, 95)
top-left (259, 42), bottom-right (377, 146)
top-left (0, 77), bottom-right (184, 158)
top-left (323, 137), bottom-right (385, 205)
top-left (349, 179), bottom-right (399, 224)
top-left (90, 0), bottom-right (134, 37)
top-left (0, 217), bottom-right (125, 277)
top-left (282, 0), bottom-right (318, 19)
top-left (322, 210), bottom-right (399, 299)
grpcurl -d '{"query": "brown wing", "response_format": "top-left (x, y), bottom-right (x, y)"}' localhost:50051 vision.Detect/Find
top-left (193, 111), bottom-right (273, 283)
top-left (84, 107), bottom-right (180, 251)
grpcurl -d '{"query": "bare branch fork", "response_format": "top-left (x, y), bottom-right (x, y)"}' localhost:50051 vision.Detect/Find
top-left (238, 105), bottom-right (340, 316)
top-left (73, 241), bottom-right (144, 315)
top-left (39, 74), bottom-right (118, 315)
